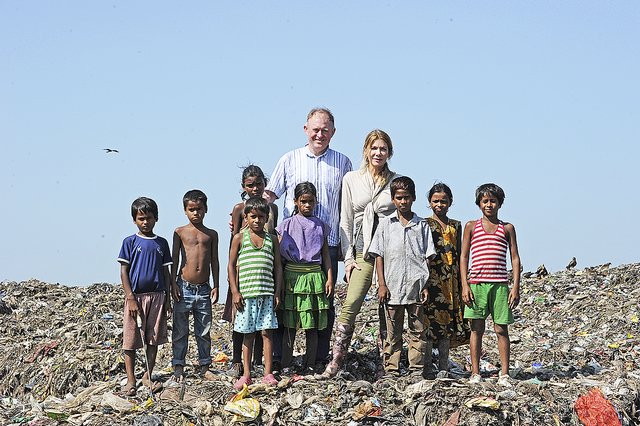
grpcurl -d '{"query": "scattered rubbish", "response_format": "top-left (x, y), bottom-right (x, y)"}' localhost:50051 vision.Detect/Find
top-left (213, 352), bottom-right (229, 363)
top-left (44, 408), bottom-right (69, 421)
top-left (223, 385), bottom-right (260, 422)
top-left (352, 397), bottom-right (382, 420)
top-left (0, 263), bottom-right (639, 424)
top-left (0, 298), bottom-right (13, 315)
top-left (443, 409), bottom-right (461, 426)
top-left (574, 388), bottom-right (622, 426)
top-left (285, 391), bottom-right (305, 409)
top-left (100, 392), bottom-right (134, 412)
top-left (133, 397), bottom-right (154, 412)
top-left (193, 400), bottom-right (214, 416)
top-left (404, 379), bottom-right (434, 398)
top-left (496, 389), bottom-right (518, 401)
top-left (465, 396), bottom-right (500, 410)
top-left (132, 414), bottom-right (163, 426)
top-left (303, 404), bottom-right (326, 423)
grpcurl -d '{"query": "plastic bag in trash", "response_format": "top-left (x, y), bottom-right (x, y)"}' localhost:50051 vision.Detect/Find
top-left (223, 385), bottom-right (260, 422)
top-left (464, 396), bottom-right (500, 410)
top-left (574, 388), bottom-right (621, 426)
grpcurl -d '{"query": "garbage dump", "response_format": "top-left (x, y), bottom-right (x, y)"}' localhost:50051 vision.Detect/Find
top-left (1, 262), bottom-right (639, 425)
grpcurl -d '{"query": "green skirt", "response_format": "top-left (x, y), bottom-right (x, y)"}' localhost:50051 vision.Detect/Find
top-left (283, 263), bottom-right (329, 330)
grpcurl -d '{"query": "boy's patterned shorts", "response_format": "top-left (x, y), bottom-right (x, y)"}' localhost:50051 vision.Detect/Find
top-left (234, 295), bottom-right (278, 334)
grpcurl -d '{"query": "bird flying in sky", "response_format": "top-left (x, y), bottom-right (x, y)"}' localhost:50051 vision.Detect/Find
top-left (103, 148), bottom-right (119, 153)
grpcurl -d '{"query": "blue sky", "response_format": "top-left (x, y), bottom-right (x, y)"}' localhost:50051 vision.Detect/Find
top-left (2, 1), bottom-right (638, 286)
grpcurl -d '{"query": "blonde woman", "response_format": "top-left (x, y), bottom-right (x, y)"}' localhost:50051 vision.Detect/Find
top-left (319, 129), bottom-right (399, 378)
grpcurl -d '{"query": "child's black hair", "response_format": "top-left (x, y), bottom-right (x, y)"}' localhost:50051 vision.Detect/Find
top-left (240, 164), bottom-right (268, 200)
top-left (244, 196), bottom-right (270, 215)
top-left (131, 197), bottom-right (158, 220)
top-left (390, 176), bottom-right (416, 199)
top-left (183, 189), bottom-right (208, 211)
top-left (292, 181), bottom-right (317, 215)
top-left (475, 183), bottom-right (505, 207)
top-left (428, 182), bottom-right (454, 205)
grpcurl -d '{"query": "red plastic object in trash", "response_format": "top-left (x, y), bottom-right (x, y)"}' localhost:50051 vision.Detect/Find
top-left (574, 388), bottom-right (621, 426)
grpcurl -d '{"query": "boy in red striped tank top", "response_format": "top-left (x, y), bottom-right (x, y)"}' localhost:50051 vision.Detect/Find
top-left (460, 183), bottom-right (521, 386)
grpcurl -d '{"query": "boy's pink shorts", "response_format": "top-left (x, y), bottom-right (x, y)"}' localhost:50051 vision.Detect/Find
top-left (122, 291), bottom-right (168, 350)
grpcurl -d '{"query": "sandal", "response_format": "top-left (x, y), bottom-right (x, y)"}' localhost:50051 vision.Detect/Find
top-left (234, 375), bottom-right (252, 390)
top-left (261, 373), bottom-right (278, 386)
top-left (468, 373), bottom-right (482, 384)
top-left (122, 382), bottom-right (137, 397)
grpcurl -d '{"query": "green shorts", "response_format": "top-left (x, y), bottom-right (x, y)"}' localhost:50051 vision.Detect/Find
top-left (463, 283), bottom-right (514, 325)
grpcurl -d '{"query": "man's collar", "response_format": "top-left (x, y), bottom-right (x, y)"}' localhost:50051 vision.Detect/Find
top-left (304, 145), bottom-right (330, 158)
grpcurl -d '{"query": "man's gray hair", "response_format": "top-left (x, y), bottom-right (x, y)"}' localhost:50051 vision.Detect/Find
top-left (307, 107), bottom-right (335, 125)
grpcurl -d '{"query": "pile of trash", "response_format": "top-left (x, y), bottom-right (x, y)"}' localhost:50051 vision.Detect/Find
top-left (1, 262), bottom-right (639, 425)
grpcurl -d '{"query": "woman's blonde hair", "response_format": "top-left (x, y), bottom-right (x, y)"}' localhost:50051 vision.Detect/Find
top-left (361, 129), bottom-right (394, 185)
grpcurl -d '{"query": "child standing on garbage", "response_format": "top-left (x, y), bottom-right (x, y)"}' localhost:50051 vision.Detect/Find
top-left (117, 197), bottom-right (172, 396)
top-left (461, 183), bottom-right (521, 386)
top-left (228, 197), bottom-right (283, 389)
top-left (368, 176), bottom-right (436, 376)
top-left (223, 165), bottom-right (278, 378)
top-left (277, 182), bottom-right (333, 372)
top-left (423, 183), bottom-right (471, 379)
top-left (170, 190), bottom-right (220, 381)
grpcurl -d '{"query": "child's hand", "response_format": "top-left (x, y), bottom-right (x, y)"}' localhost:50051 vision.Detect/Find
top-left (171, 283), bottom-right (181, 303)
top-left (232, 292), bottom-right (244, 312)
top-left (420, 288), bottom-right (429, 305)
top-left (273, 295), bottom-right (280, 310)
top-left (210, 287), bottom-right (219, 304)
top-left (164, 294), bottom-right (173, 316)
top-left (461, 285), bottom-right (474, 306)
top-left (325, 280), bottom-right (334, 298)
top-left (126, 295), bottom-right (139, 317)
top-left (508, 287), bottom-right (520, 310)
top-left (378, 284), bottom-right (390, 304)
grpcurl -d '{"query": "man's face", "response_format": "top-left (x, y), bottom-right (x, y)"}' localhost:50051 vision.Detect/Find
top-left (304, 112), bottom-right (335, 155)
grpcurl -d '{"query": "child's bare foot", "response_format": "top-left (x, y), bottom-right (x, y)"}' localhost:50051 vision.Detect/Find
top-left (122, 381), bottom-right (137, 397)
top-left (142, 372), bottom-right (163, 393)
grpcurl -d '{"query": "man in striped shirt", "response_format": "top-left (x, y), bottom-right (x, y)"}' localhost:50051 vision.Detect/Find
top-left (265, 107), bottom-right (352, 365)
